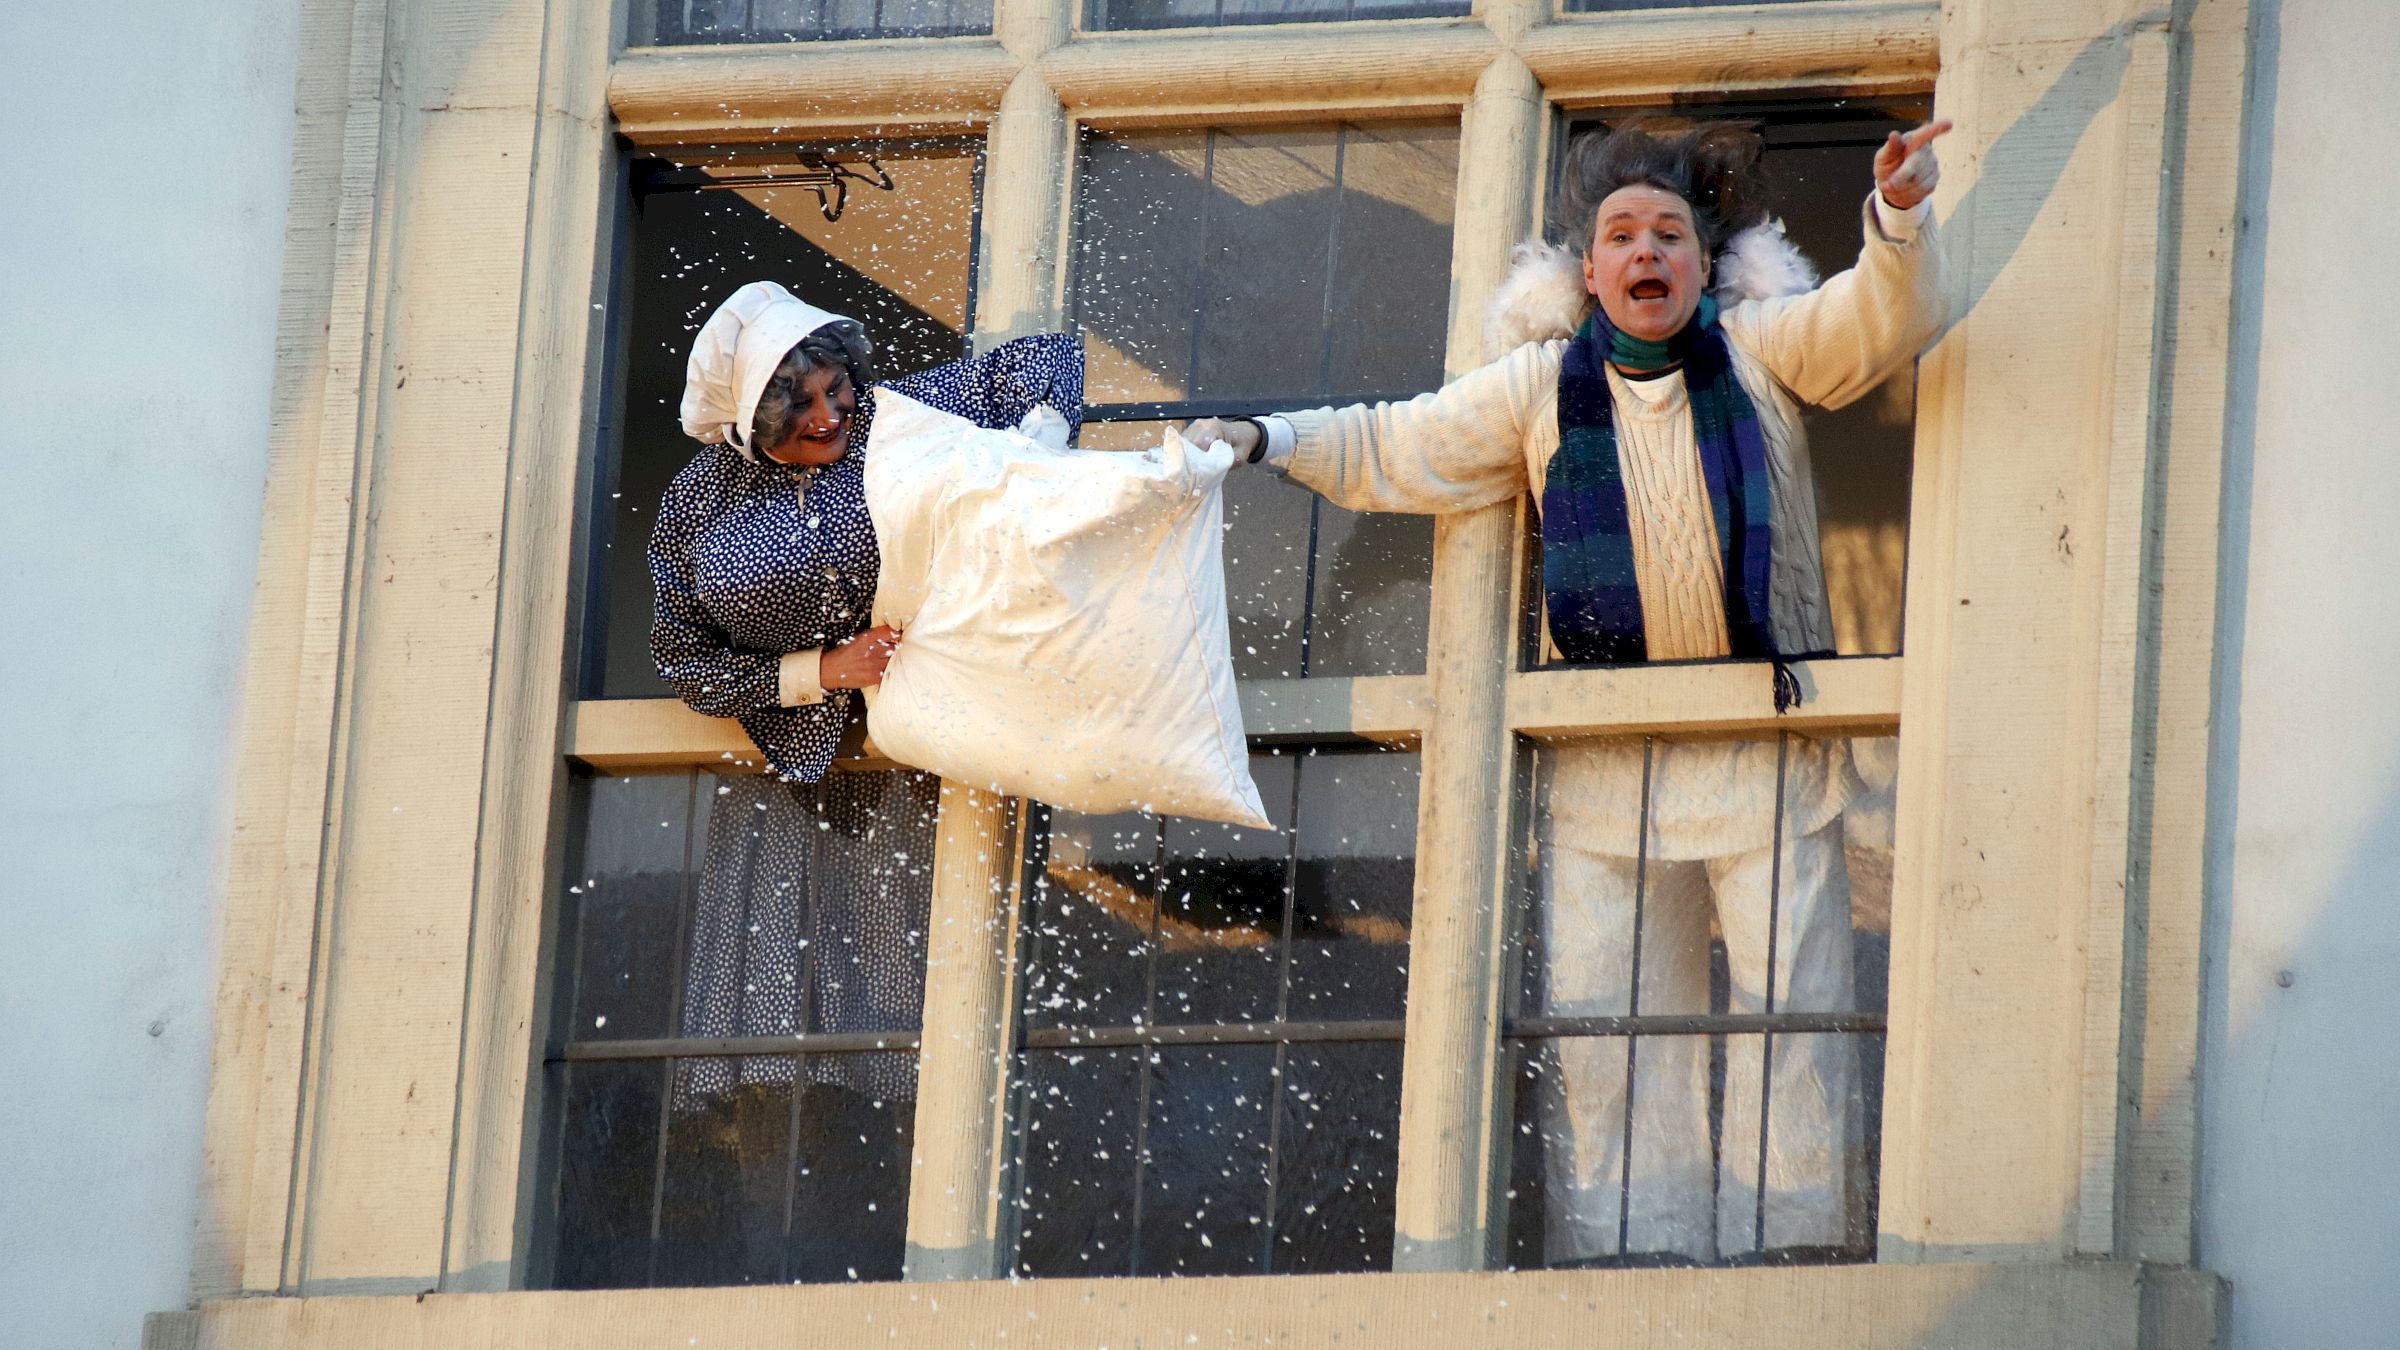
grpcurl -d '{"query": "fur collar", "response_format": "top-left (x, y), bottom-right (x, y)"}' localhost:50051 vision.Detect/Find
top-left (1481, 220), bottom-right (1820, 362)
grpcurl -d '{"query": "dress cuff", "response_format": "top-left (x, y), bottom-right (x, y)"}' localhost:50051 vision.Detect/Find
top-left (1871, 190), bottom-right (1931, 241)
top-left (779, 648), bottom-right (828, 707)
top-left (1260, 415), bottom-right (1297, 469)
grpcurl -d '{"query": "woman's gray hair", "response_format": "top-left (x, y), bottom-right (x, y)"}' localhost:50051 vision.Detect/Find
top-left (749, 319), bottom-right (875, 455)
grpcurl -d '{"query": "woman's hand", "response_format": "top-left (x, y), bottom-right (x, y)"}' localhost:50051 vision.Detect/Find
top-left (820, 624), bottom-right (902, 689)
top-left (1182, 416), bottom-right (1262, 462)
top-left (1873, 119), bottom-right (1954, 212)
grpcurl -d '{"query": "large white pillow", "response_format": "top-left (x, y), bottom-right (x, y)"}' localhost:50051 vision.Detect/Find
top-left (862, 388), bottom-right (1268, 828)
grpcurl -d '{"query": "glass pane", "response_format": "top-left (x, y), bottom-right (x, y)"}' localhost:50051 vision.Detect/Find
top-left (1321, 124), bottom-right (1458, 397)
top-left (640, 0), bottom-right (994, 43)
top-left (1273, 1041), bottom-right (1401, 1272)
top-left (1072, 122), bottom-right (1448, 681)
top-left (1538, 102), bottom-right (1929, 664)
top-left (1139, 1045), bottom-right (1277, 1275)
top-left (1508, 732), bottom-right (1889, 1267)
top-left (591, 142), bottom-right (979, 698)
top-left (1305, 502), bottom-right (1434, 679)
top-left (787, 1051), bottom-right (915, 1282)
top-left (1073, 123), bottom-right (1454, 406)
top-left (1566, 0), bottom-right (1817, 8)
top-left (1286, 747), bottom-right (1417, 1023)
top-left (1025, 810), bottom-right (1163, 1031)
top-left (1152, 755), bottom-right (1297, 1026)
top-left (1087, 0), bottom-right (1469, 32)
top-left (1222, 452), bottom-right (1318, 681)
top-left (563, 772), bottom-right (696, 1043)
top-left (548, 1058), bottom-right (665, 1289)
top-left (1013, 748), bottom-right (1417, 1279)
top-left (677, 770), bottom-right (938, 1057)
top-left (806, 771), bottom-right (942, 1036)
top-left (656, 1056), bottom-right (794, 1286)
top-left (1014, 1048), bottom-right (1146, 1277)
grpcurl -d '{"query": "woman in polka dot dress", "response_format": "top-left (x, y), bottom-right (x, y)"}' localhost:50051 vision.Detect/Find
top-left (642, 285), bottom-right (1082, 1277)
top-left (651, 281), bottom-right (1084, 783)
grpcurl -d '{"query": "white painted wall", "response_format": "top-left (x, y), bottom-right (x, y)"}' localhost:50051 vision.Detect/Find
top-left (2203, 1), bottom-right (2400, 1346)
top-left (0, 6), bottom-right (298, 1349)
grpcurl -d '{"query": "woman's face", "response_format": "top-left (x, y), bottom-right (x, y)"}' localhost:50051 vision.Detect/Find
top-left (1584, 184), bottom-right (1710, 349)
top-left (764, 361), bottom-right (857, 468)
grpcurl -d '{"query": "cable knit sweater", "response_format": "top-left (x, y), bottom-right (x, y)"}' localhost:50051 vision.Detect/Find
top-left (1271, 194), bottom-right (1948, 857)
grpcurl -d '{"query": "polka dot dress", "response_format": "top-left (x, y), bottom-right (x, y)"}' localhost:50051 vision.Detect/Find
top-left (647, 332), bottom-right (1086, 784)
top-left (675, 769), bottom-right (942, 1100)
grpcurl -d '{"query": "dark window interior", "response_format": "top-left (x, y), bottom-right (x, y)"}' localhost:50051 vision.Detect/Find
top-left (538, 768), bottom-right (940, 1289)
top-left (1011, 745), bottom-right (1420, 1276)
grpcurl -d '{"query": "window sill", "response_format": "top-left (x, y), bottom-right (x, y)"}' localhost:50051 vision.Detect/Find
top-left (156, 1261), bottom-right (2217, 1349)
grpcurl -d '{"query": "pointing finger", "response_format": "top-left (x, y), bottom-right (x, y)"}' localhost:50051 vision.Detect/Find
top-left (1902, 118), bottom-right (1955, 155)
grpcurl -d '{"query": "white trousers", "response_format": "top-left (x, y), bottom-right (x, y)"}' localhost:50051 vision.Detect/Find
top-left (1535, 820), bottom-right (1860, 1262)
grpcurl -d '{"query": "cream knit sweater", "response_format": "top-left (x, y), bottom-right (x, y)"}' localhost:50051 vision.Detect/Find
top-left (1271, 194), bottom-right (1948, 858)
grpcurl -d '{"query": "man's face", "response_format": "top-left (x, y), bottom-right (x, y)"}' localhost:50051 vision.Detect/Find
top-left (765, 361), bottom-right (857, 468)
top-left (1583, 185), bottom-right (1710, 349)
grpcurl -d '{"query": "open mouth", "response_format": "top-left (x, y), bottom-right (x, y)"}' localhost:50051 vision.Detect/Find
top-left (1628, 279), bottom-right (1672, 302)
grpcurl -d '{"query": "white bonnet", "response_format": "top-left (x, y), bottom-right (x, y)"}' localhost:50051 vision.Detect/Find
top-left (679, 280), bottom-right (860, 454)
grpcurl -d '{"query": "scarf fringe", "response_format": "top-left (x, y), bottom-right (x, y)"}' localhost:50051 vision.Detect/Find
top-left (1772, 659), bottom-right (1803, 715)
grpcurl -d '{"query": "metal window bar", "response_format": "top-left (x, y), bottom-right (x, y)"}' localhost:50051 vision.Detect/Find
top-left (1753, 732), bottom-right (1793, 1253)
top-left (1256, 755), bottom-right (1310, 1269)
top-left (1616, 737), bottom-right (1654, 1253)
top-left (775, 786), bottom-right (831, 1283)
top-left (641, 771), bottom-right (704, 1285)
top-left (555, 1032), bottom-right (923, 1060)
top-left (1122, 819), bottom-right (1168, 1275)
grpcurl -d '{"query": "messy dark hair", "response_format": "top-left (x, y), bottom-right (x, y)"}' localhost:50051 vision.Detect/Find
top-left (1550, 116), bottom-right (1773, 259)
top-left (750, 319), bottom-right (875, 453)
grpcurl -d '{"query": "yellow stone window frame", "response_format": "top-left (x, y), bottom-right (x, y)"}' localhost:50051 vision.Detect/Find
top-left (174, 0), bottom-right (2249, 1343)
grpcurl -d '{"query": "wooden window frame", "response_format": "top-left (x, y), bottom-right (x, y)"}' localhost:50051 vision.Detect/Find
top-left (174, 0), bottom-right (2249, 1342)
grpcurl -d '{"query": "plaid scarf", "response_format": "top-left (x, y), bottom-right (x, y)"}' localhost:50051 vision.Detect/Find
top-left (1544, 296), bottom-right (1800, 703)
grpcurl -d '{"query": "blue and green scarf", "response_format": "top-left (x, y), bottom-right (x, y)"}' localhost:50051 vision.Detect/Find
top-left (1543, 296), bottom-right (1808, 706)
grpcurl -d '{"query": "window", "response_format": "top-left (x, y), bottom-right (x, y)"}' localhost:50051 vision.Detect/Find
top-left (1011, 746), bottom-right (1420, 1276)
top-left (1084, 0), bottom-right (1469, 33)
top-left (635, 0), bottom-right (995, 44)
top-left (1532, 101), bottom-right (1929, 666)
top-left (1500, 732), bottom-right (1893, 1267)
top-left (540, 768), bottom-right (941, 1288)
top-left (1486, 98), bottom-right (1929, 1270)
top-left (583, 141), bottom-right (983, 701)
top-left (1072, 123), bottom-right (1456, 678)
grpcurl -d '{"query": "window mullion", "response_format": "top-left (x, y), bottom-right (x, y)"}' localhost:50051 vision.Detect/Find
top-left (902, 33), bottom-right (1073, 1277)
top-left (1385, 43), bottom-right (1543, 1275)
